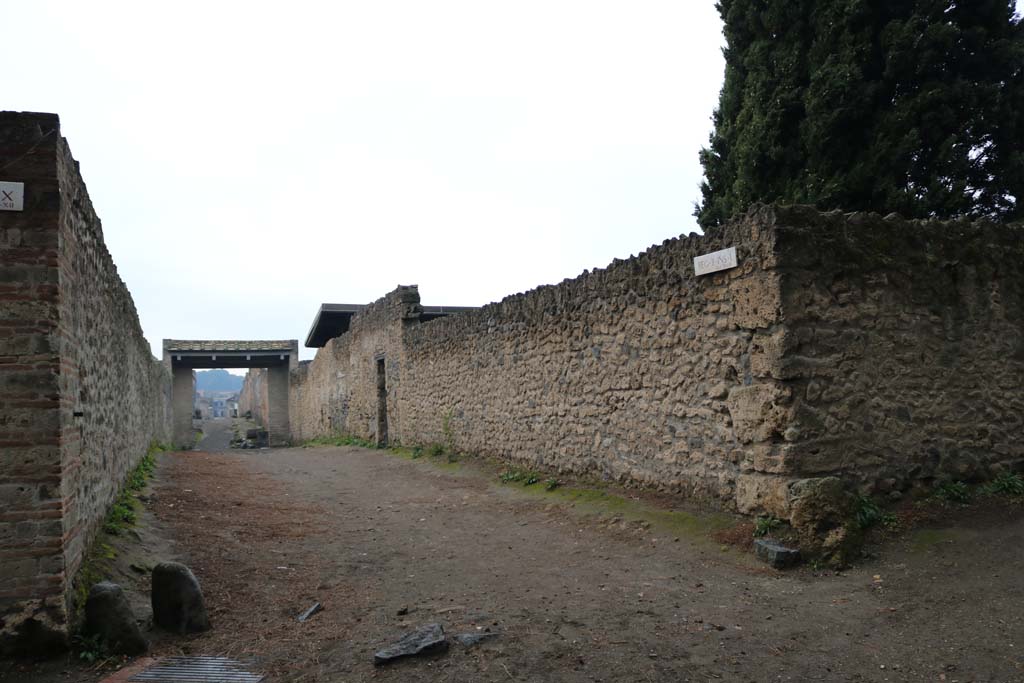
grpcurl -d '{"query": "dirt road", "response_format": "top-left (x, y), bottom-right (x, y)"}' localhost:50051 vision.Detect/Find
top-left (131, 419), bottom-right (1022, 682)
top-left (4, 418), bottom-right (1020, 683)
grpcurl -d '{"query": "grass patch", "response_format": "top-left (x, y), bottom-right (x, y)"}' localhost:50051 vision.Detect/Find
top-left (303, 434), bottom-right (377, 449)
top-left (494, 468), bottom-right (732, 540)
top-left (535, 485), bottom-right (735, 540)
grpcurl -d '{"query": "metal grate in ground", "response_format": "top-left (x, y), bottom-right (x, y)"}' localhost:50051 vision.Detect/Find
top-left (128, 656), bottom-right (264, 683)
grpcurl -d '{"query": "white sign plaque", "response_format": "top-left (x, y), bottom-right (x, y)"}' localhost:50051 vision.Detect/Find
top-left (694, 246), bottom-right (738, 276)
top-left (0, 182), bottom-right (24, 212)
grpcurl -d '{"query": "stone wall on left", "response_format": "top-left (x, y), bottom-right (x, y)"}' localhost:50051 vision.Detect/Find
top-left (0, 112), bottom-right (171, 655)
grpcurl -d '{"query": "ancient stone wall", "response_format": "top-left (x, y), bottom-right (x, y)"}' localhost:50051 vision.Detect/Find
top-left (290, 205), bottom-right (1024, 530)
top-left (292, 209), bottom-right (789, 509)
top-left (398, 214), bottom-right (783, 505)
top-left (239, 368), bottom-right (268, 426)
top-left (0, 112), bottom-right (171, 654)
top-left (289, 338), bottom-right (352, 442)
top-left (774, 207), bottom-right (1024, 503)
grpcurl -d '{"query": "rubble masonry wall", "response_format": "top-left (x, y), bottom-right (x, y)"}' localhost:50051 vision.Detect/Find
top-left (290, 206), bottom-right (1024, 524)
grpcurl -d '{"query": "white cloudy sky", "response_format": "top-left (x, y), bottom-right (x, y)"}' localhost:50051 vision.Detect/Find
top-left (8, 3), bottom-right (1018, 364)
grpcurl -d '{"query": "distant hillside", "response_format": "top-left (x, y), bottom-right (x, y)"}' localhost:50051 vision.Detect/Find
top-left (195, 369), bottom-right (244, 393)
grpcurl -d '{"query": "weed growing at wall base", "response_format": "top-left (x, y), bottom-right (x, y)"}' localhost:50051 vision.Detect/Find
top-left (753, 515), bottom-right (782, 538)
top-left (981, 472), bottom-right (1024, 497)
top-left (101, 442), bottom-right (164, 535)
top-left (303, 434), bottom-right (377, 449)
top-left (853, 495), bottom-right (898, 531)
top-left (72, 441), bottom-right (169, 634)
top-left (931, 481), bottom-right (972, 505)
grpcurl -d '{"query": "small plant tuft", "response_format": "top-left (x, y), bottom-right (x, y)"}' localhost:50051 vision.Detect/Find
top-left (853, 494), bottom-right (898, 531)
top-left (73, 633), bottom-right (105, 663)
top-left (441, 409), bottom-right (457, 455)
top-left (753, 515), bottom-right (782, 538)
top-left (982, 472), bottom-right (1024, 497)
top-left (500, 469), bottom-right (525, 484)
top-left (428, 443), bottom-right (446, 457)
top-left (933, 480), bottom-right (971, 504)
top-left (545, 478), bottom-right (561, 491)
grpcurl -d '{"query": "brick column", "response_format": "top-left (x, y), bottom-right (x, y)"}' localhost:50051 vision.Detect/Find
top-left (171, 365), bottom-right (194, 449)
top-left (0, 112), bottom-right (67, 654)
top-left (267, 364), bottom-right (290, 446)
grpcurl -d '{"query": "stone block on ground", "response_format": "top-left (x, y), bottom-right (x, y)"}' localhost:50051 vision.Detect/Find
top-left (374, 623), bottom-right (448, 664)
top-left (754, 539), bottom-right (801, 569)
top-left (151, 562), bottom-right (211, 634)
top-left (83, 581), bottom-right (148, 655)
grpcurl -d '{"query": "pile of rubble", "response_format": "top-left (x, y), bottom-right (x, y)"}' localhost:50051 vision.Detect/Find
top-left (231, 428), bottom-right (269, 449)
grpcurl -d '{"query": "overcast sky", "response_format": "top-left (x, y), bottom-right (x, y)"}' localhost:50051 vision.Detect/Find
top-left (13, 3), bottom-right (1015, 365)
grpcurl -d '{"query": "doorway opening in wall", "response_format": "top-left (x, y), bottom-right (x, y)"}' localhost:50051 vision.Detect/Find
top-left (164, 340), bottom-right (297, 450)
top-left (376, 357), bottom-right (388, 447)
top-left (194, 368), bottom-right (244, 420)
top-left (189, 367), bottom-right (251, 451)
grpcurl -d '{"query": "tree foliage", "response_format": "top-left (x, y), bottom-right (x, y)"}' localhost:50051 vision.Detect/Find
top-left (696, 0), bottom-right (1024, 228)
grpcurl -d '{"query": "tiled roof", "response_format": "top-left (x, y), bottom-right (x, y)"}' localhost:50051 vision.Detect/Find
top-left (163, 340), bottom-right (295, 352)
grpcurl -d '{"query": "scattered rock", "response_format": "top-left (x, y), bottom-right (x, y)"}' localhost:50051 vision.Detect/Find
top-left (374, 623), bottom-right (448, 665)
top-left (454, 632), bottom-right (499, 647)
top-left (151, 562), bottom-right (211, 634)
top-left (396, 606), bottom-right (409, 616)
top-left (83, 582), bottom-right (148, 655)
top-left (297, 602), bottom-right (322, 623)
top-left (754, 539), bottom-right (801, 569)
top-left (789, 477), bottom-right (853, 534)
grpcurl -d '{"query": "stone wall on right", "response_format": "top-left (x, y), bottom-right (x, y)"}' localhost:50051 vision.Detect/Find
top-left (239, 368), bottom-right (268, 426)
top-left (776, 207), bottom-right (1024, 499)
top-left (289, 204), bottom-right (1024, 537)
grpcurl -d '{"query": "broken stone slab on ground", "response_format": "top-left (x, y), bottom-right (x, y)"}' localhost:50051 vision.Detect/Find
top-left (83, 582), bottom-right (148, 655)
top-left (754, 539), bottom-right (801, 569)
top-left (151, 562), bottom-right (212, 634)
top-left (374, 623), bottom-right (448, 665)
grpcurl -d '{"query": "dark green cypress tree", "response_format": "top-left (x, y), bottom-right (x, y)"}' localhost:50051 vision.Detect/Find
top-left (696, 0), bottom-right (1024, 228)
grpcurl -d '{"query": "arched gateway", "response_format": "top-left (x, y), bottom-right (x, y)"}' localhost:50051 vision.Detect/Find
top-left (163, 339), bottom-right (298, 448)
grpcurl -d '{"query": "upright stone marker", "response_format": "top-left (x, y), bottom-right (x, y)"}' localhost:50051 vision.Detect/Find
top-left (151, 562), bottom-right (211, 634)
top-left (694, 246), bottom-right (738, 276)
top-left (0, 181), bottom-right (24, 211)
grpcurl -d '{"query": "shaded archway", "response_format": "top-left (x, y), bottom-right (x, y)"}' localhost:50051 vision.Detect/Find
top-left (163, 340), bottom-right (298, 448)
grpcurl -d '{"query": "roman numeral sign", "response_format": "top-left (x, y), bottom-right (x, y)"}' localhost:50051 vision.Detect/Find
top-left (0, 181), bottom-right (25, 211)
